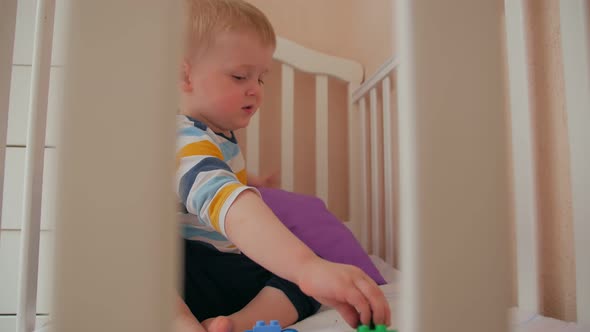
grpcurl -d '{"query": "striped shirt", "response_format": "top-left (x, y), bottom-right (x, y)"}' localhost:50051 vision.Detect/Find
top-left (176, 115), bottom-right (258, 253)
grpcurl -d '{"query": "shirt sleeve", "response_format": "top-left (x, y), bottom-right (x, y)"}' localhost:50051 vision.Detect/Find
top-left (176, 130), bottom-right (258, 236)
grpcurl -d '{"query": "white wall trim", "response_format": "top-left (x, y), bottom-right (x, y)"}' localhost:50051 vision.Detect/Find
top-left (0, 0), bottom-right (18, 234)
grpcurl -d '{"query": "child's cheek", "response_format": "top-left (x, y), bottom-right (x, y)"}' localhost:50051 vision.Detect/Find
top-left (220, 98), bottom-right (237, 114)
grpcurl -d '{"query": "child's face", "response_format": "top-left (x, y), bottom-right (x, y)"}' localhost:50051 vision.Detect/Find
top-left (182, 30), bottom-right (275, 134)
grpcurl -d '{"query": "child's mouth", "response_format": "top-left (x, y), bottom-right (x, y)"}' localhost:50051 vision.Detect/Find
top-left (242, 105), bottom-right (255, 114)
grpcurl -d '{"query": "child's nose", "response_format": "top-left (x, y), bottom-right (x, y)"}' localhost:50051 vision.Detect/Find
top-left (246, 83), bottom-right (262, 97)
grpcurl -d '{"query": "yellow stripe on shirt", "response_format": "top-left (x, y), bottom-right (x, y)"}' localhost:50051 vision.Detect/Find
top-left (236, 169), bottom-right (247, 185)
top-left (176, 140), bottom-right (223, 167)
top-left (209, 183), bottom-right (243, 232)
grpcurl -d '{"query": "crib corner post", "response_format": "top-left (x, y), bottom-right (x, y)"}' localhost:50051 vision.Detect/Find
top-left (51, 1), bottom-right (182, 331)
top-left (559, 0), bottom-right (590, 325)
top-left (397, 1), bottom-right (511, 331)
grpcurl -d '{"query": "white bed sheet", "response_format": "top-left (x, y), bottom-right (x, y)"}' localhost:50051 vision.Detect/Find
top-left (288, 256), bottom-right (590, 332)
top-left (510, 308), bottom-right (590, 332)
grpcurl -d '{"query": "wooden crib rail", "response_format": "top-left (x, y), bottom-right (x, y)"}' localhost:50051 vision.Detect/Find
top-left (274, 36), bottom-right (364, 85)
top-left (352, 56), bottom-right (399, 103)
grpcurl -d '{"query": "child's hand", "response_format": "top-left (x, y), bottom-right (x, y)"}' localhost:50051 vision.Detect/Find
top-left (296, 258), bottom-right (391, 328)
top-left (259, 173), bottom-right (279, 188)
top-left (248, 172), bottom-right (279, 188)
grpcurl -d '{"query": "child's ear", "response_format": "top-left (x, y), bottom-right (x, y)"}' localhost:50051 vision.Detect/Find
top-left (180, 60), bottom-right (193, 92)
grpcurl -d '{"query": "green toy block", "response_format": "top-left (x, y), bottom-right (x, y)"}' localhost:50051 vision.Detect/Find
top-left (356, 324), bottom-right (397, 332)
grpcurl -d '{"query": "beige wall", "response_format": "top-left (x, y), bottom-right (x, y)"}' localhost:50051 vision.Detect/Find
top-left (247, 0), bottom-right (394, 78)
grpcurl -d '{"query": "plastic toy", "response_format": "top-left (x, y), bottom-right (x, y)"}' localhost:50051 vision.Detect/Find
top-left (245, 320), bottom-right (298, 332)
top-left (356, 324), bottom-right (397, 332)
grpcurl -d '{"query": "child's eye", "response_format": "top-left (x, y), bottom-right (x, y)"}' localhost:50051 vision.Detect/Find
top-left (258, 79), bottom-right (265, 85)
top-left (232, 75), bottom-right (246, 81)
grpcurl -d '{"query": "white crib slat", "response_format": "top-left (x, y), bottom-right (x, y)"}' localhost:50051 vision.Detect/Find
top-left (397, 1), bottom-right (510, 332)
top-left (281, 64), bottom-right (295, 191)
top-left (52, 1), bottom-right (180, 331)
top-left (315, 75), bottom-right (329, 203)
top-left (504, 0), bottom-right (540, 313)
top-left (0, 0), bottom-right (18, 235)
top-left (382, 77), bottom-right (394, 266)
top-left (246, 110), bottom-right (260, 176)
top-left (559, 0), bottom-right (590, 325)
top-left (359, 97), bottom-right (370, 251)
top-left (17, 1), bottom-right (55, 331)
top-left (369, 88), bottom-right (382, 257)
top-left (347, 83), bottom-right (361, 238)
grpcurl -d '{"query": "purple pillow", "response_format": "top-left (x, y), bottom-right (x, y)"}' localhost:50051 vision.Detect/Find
top-left (259, 187), bottom-right (386, 285)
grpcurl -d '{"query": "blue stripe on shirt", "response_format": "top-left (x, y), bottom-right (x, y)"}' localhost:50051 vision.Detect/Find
top-left (219, 141), bottom-right (240, 161)
top-left (178, 157), bottom-right (233, 204)
top-left (178, 126), bottom-right (207, 138)
top-left (181, 224), bottom-right (229, 241)
top-left (187, 174), bottom-right (236, 214)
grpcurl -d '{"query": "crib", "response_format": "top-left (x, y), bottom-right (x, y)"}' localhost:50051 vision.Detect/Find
top-left (1, 1), bottom-right (589, 332)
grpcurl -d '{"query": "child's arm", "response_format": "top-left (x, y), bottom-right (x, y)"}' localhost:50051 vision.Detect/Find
top-left (224, 190), bottom-right (390, 328)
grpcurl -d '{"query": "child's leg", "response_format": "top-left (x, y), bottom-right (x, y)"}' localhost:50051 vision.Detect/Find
top-left (183, 240), bottom-right (320, 331)
top-left (183, 240), bottom-right (274, 320)
top-left (176, 314), bottom-right (232, 332)
top-left (203, 286), bottom-right (297, 332)
top-left (232, 286), bottom-right (298, 326)
top-left (202, 271), bottom-right (321, 332)
top-left (176, 294), bottom-right (233, 332)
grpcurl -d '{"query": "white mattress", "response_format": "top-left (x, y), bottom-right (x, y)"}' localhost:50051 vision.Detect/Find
top-left (288, 256), bottom-right (590, 332)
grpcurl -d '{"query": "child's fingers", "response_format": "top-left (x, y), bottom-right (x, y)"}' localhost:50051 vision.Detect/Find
top-left (345, 286), bottom-right (371, 325)
top-left (330, 302), bottom-right (360, 328)
top-left (355, 278), bottom-right (391, 326)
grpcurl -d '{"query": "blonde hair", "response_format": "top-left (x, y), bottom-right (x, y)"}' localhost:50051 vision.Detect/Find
top-left (184, 0), bottom-right (276, 58)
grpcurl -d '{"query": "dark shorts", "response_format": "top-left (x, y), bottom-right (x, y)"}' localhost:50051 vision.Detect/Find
top-left (182, 239), bottom-right (321, 322)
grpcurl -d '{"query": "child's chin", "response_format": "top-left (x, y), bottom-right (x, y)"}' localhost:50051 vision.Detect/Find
top-left (237, 120), bottom-right (251, 129)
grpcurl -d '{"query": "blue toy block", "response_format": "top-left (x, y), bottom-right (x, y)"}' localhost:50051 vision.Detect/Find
top-left (244, 320), bottom-right (299, 332)
top-left (245, 320), bottom-right (285, 332)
